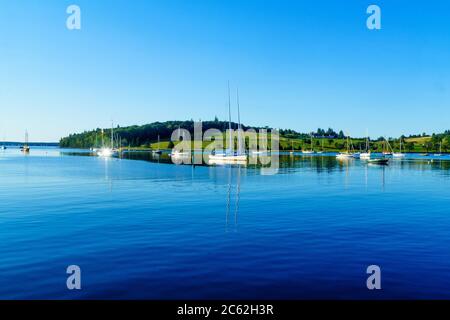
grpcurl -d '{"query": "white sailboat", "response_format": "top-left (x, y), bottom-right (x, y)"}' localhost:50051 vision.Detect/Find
top-left (336, 135), bottom-right (355, 159)
top-left (382, 138), bottom-right (393, 156)
top-left (360, 133), bottom-right (372, 160)
top-left (170, 127), bottom-right (190, 158)
top-left (302, 134), bottom-right (315, 154)
top-left (97, 122), bottom-right (119, 157)
top-left (153, 135), bottom-right (162, 155)
top-left (434, 141), bottom-right (443, 157)
top-left (209, 84), bottom-right (248, 164)
top-left (316, 138), bottom-right (324, 154)
top-left (393, 138), bottom-right (406, 158)
top-left (289, 140), bottom-right (295, 155)
top-left (20, 131), bottom-right (30, 153)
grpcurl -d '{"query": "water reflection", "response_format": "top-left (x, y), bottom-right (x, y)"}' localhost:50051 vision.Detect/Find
top-left (59, 150), bottom-right (450, 178)
top-left (225, 165), bottom-right (242, 232)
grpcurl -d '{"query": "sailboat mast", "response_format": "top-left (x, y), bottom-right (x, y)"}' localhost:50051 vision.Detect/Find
top-left (227, 81), bottom-right (232, 153)
top-left (236, 88), bottom-right (242, 155)
top-left (366, 129), bottom-right (369, 152)
top-left (111, 121), bottom-right (114, 149)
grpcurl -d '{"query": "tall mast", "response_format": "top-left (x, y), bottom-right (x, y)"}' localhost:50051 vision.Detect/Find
top-left (228, 81), bottom-right (232, 153)
top-left (366, 129), bottom-right (369, 152)
top-left (236, 87), bottom-right (242, 155)
top-left (111, 121), bottom-right (114, 149)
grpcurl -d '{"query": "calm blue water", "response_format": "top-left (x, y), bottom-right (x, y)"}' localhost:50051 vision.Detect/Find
top-left (1, 147), bottom-right (450, 299)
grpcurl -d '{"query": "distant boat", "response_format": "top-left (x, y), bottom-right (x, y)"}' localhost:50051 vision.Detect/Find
top-left (434, 142), bottom-right (443, 157)
top-left (289, 140), bottom-right (295, 155)
top-left (393, 139), bottom-right (406, 158)
top-left (170, 126), bottom-right (190, 158)
top-left (336, 135), bottom-right (356, 159)
top-left (153, 135), bottom-right (162, 155)
top-left (336, 153), bottom-right (354, 159)
top-left (209, 84), bottom-right (248, 163)
top-left (97, 148), bottom-right (118, 157)
top-left (421, 153), bottom-right (430, 156)
top-left (20, 131), bottom-right (30, 153)
top-left (170, 150), bottom-right (190, 157)
top-left (250, 150), bottom-right (268, 155)
top-left (97, 122), bottom-right (119, 157)
top-left (360, 152), bottom-right (372, 159)
top-left (360, 134), bottom-right (372, 160)
top-left (302, 134), bottom-right (315, 154)
top-left (382, 138), bottom-right (393, 156)
top-left (316, 138), bottom-right (325, 153)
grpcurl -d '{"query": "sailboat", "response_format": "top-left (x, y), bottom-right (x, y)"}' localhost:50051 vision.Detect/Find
top-left (97, 122), bottom-right (119, 157)
top-left (170, 127), bottom-right (190, 158)
top-left (382, 138), bottom-right (393, 156)
top-left (360, 133), bottom-right (372, 160)
top-left (434, 141), bottom-right (443, 157)
top-left (336, 135), bottom-right (355, 159)
top-left (209, 84), bottom-right (248, 164)
top-left (289, 140), bottom-right (295, 155)
top-left (316, 138), bottom-right (324, 154)
top-left (91, 133), bottom-right (99, 152)
top-left (393, 138), bottom-right (406, 158)
top-left (302, 134), bottom-right (315, 154)
top-left (153, 135), bottom-right (162, 155)
top-left (20, 131), bottom-right (30, 153)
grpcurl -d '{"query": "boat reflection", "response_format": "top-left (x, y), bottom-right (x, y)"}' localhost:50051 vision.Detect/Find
top-left (225, 165), bottom-right (243, 232)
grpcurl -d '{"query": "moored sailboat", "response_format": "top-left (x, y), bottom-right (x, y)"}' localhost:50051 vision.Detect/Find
top-left (393, 138), bottom-right (406, 158)
top-left (360, 134), bottom-right (372, 160)
top-left (97, 123), bottom-right (119, 157)
top-left (209, 84), bottom-right (248, 164)
top-left (302, 134), bottom-right (315, 154)
top-left (336, 135), bottom-right (356, 159)
top-left (434, 141), bottom-right (443, 157)
top-left (20, 131), bottom-right (30, 153)
top-left (382, 138), bottom-right (393, 156)
top-left (153, 135), bottom-right (162, 155)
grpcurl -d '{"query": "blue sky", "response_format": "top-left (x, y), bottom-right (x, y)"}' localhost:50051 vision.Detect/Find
top-left (1, 0), bottom-right (449, 141)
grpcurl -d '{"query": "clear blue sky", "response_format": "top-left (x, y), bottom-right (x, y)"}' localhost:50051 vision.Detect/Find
top-left (1, 0), bottom-right (449, 142)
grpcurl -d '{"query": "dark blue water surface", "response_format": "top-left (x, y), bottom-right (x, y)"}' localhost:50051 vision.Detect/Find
top-left (1, 147), bottom-right (450, 299)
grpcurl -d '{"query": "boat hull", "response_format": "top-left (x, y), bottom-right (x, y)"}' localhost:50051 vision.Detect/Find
top-left (336, 153), bottom-right (354, 159)
top-left (360, 152), bottom-right (372, 160)
top-left (368, 158), bottom-right (389, 165)
top-left (393, 153), bottom-right (406, 158)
